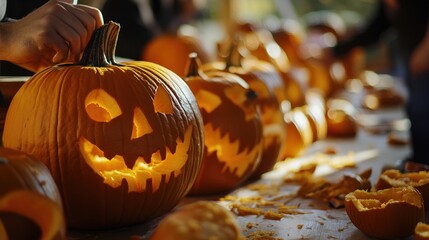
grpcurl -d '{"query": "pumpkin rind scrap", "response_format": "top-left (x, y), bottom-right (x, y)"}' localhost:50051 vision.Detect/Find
top-left (2, 22), bottom-right (204, 229)
top-left (376, 169), bottom-right (429, 209)
top-left (0, 148), bottom-right (65, 239)
top-left (0, 190), bottom-right (66, 240)
top-left (345, 186), bottom-right (425, 239)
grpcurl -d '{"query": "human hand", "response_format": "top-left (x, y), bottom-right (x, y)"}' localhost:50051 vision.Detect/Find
top-left (0, 0), bottom-right (103, 72)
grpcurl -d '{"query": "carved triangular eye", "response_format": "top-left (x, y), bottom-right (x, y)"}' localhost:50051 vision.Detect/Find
top-left (85, 89), bottom-right (122, 122)
top-left (131, 107), bottom-right (153, 139)
top-left (153, 84), bottom-right (173, 114)
top-left (194, 89), bottom-right (221, 113)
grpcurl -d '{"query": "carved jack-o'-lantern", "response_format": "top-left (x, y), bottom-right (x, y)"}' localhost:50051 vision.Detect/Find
top-left (185, 54), bottom-right (263, 195)
top-left (202, 45), bottom-right (286, 178)
top-left (3, 22), bottom-right (204, 229)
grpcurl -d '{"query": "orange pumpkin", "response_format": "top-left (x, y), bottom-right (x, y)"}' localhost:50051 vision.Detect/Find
top-left (185, 54), bottom-right (263, 195)
top-left (3, 22), bottom-right (204, 229)
top-left (281, 108), bottom-right (313, 159)
top-left (142, 30), bottom-right (211, 78)
top-left (326, 99), bottom-right (358, 138)
top-left (150, 201), bottom-right (242, 240)
top-left (202, 45), bottom-right (286, 178)
top-left (300, 104), bottom-right (327, 142)
top-left (0, 148), bottom-right (65, 239)
top-left (345, 186), bottom-right (425, 239)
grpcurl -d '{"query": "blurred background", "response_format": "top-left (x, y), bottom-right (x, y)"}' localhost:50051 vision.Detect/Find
top-left (78, 0), bottom-right (395, 75)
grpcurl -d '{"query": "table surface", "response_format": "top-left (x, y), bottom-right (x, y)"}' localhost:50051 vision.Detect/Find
top-left (66, 74), bottom-right (415, 240)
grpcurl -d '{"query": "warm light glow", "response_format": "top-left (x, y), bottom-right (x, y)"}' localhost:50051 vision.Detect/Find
top-left (363, 95), bottom-right (380, 110)
top-left (153, 84), bottom-right (173, 114)
top-left (205, 123), bottom-right (260, 177)
top-left (195, 89), bottom-right (222, 113)
top-left (266, 42), bottom-right (282, 59)
top-left (85, 89), bottom-right (122, 122)
top-left (327, 109), bottom-right (347, 124)
top-left (330, 61), bottom-right (346, 82)
top-left (79, 126), bottom-right (193, 192)
top-left (131, 107), bottom-right (153, 139)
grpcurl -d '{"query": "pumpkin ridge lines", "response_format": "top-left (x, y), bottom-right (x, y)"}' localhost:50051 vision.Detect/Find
top-left (145, 64), bottom-right (197, 138)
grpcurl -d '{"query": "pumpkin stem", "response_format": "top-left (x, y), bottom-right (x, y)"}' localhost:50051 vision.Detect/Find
top-left (79, 21), bottom-right (121, 67)
top-left (225, 40), bottom-right (243, 69)
top-left (184, 52), bottom-right (207, 79)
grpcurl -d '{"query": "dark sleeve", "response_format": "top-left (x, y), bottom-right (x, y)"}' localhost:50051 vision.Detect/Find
top-left (333, 2), bottom-right (391, 57)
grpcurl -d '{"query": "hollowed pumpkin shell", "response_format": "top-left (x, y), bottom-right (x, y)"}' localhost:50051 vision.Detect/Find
top-left (345, 186), bottom-right (425, 239)
top-left (376, 169), bottom-right (429, 209)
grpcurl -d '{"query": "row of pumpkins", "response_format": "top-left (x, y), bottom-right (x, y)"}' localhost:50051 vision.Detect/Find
top-left (0, 20), bottom-right (361, 238)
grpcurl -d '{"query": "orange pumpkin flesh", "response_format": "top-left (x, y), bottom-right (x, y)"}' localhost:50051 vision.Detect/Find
top-left (150, 201), bottom-right (241, 240)
top-left (345, 186), bottom-right (425, 239)
top-left (185, 54), bottom-right (263, 195)
top-left (0, 190), bottom-right (65, 240)
top-left (415, 222), bottom-right (429, 240)
top-left (3, 22), bottom-right (204, 229)
top-left (376, 169), bottom-right (429, 209)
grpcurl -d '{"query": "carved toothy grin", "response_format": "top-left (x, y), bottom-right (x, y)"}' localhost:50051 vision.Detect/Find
top-left (204, 123), bottom-right (260, 177)
top-left (79, 126), bottom-right (193, 192)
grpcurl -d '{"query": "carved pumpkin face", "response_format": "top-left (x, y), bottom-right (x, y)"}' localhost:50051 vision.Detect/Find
top-left (3, 23), bottom-right (204, 229)
top-left (79, 83), bottom-right (194, 193)
top-left (185, 56), bottom-right (263, 195)
top-left (203, 57), bottom-right (287, 177)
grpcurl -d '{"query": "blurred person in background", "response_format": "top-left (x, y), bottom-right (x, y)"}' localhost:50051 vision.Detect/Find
top-left (327, 0), bottom-right (429, 169)
top-left (101, 0), bottom-right (198, 60)
top-left (0, 0), bottom-right (103, 75)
